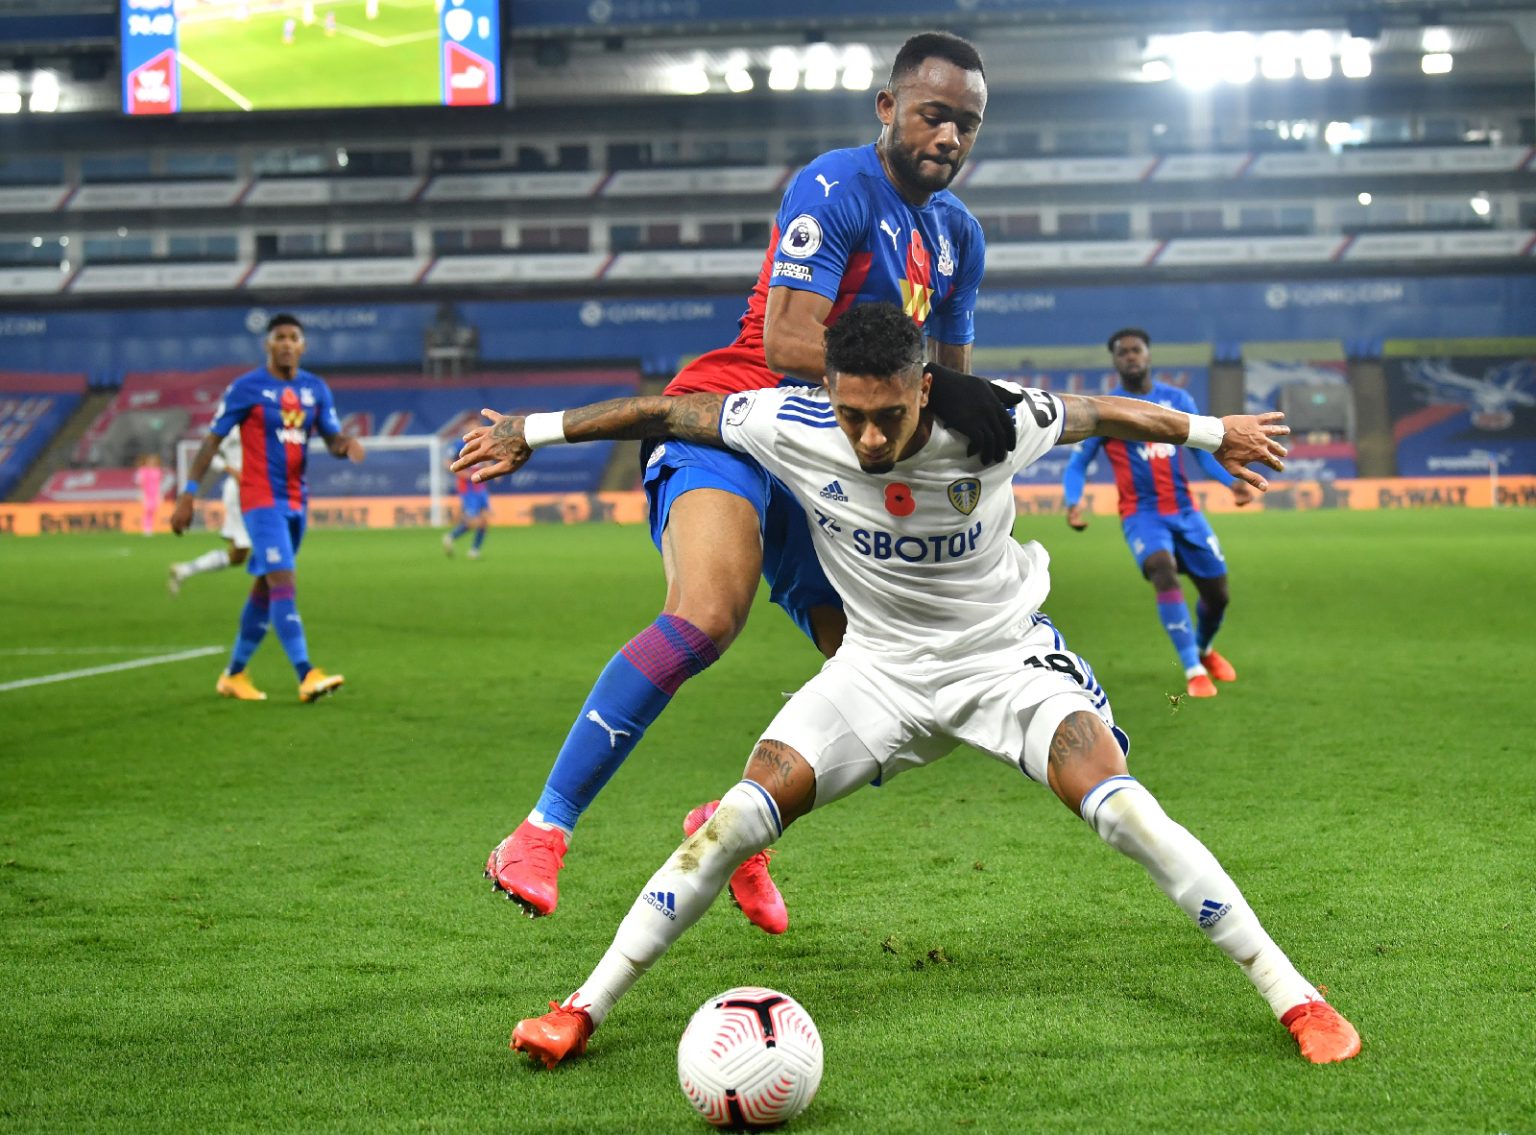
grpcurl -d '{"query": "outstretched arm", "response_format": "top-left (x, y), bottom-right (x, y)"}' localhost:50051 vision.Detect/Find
top-left (169, 432), bottom-right (222, 535)
top-left (1059, 394), bottom-right (1288, 491)
top-left (452, 392), bottom-right (727, 483)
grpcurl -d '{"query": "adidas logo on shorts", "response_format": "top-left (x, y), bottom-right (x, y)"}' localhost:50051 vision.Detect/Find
top-left (819, 480), bottom-right (849, 502)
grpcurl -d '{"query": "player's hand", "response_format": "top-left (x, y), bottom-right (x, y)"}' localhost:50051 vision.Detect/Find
top-left (170, 494), bottom-right (194, 536)
top-left (925, 363), bottom-right (1022, 466)
top-left (345, 437), bottom-right (366, 463)
top-left (454, 409), bottom-right (531, 482)
top-left (1214, 411), bottom-right (1288, 491)
top-left (1230, 481), bottom-right (1257, 507)
top-left (1066, 503), bottom-right (1088, 531)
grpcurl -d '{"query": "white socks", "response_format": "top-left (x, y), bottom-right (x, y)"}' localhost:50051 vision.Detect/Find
top-left (176, 549), bottom-right (231, 577)
top-left (564, 781), bottom-right (781, 1027)
top-left (1080, 776), bottom-right (1319, 1018)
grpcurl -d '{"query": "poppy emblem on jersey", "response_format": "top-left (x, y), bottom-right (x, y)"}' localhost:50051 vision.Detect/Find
top-left (778, 214), bottom-right (823, 259)
top-left (884, 482), bottom-right (916, 517)
top-left (947, 477), bottom-right (981, 515)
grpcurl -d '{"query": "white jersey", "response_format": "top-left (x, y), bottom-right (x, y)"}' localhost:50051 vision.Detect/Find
top-left (720, 385), bottom-right (1066, 658)
top-left (213, 431), bottom-right (243, 476)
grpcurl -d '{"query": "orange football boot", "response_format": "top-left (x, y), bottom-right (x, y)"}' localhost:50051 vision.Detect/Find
top-left (1281, 1000), bottom-right (1362, 1064)
top-left (1200, 650), bottom-right (1237, 682)
top-left (512, 1001), bottom-right (593, 1069)
top-left (485, 820), bottom-right (568, 917)
top-left (1186, 673), bottom-right (1219, 698)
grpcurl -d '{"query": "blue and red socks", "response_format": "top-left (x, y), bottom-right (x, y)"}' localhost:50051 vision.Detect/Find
top-left (533, 614), bottom-right (720, 834)
top-left (267, 583), bottom-right (312, 681)
top-left (1155, 588), bottom-right (1202, 674)
top-left (227, 588), bottom-right (271, 676)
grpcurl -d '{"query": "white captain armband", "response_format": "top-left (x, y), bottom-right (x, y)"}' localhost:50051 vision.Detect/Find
top-left (1184, 414), bottom-right (1224, 452)
top-left (523, 412), bottom-right (568, 449)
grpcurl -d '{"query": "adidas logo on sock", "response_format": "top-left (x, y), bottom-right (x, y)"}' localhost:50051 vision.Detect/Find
top-left (819, 480), bottom-right (849, 502)
top-left (1197, 898), bottom-right (1232, 929)
top-left (643, 890), bottom-right (678, 920)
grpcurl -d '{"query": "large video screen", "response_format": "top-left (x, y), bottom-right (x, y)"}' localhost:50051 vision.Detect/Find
top-left (121, 0), bottom-right (501, 114)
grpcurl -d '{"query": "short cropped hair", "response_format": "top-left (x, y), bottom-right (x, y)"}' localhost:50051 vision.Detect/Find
top-left (888, 31), bottom-right (985, 90)
top-left (825, 303), bottom-right (924, 383)
top-left (1106, 327), bottom-right (1150, 353)
top-left (267, 312), bottom-right (304, 333)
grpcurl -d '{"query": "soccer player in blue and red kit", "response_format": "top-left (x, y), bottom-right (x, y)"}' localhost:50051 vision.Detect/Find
top-left (1063, 328), bottom-right (1253, 699)
top-left (171, 312), bottom-right (365, 702)
top-left (442, 468), bottom-right (490, 559)
top-left (482, 31), bottom-right (1019, 927)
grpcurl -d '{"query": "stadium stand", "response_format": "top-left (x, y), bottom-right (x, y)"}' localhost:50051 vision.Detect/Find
top-left (0, 373), bottom-right (85, 500)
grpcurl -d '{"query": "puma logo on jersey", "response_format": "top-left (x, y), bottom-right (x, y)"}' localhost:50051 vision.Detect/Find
top-left (586, 710), bottom-right (630, 749)
top-left (815, 174), bottom-right (839, 196)
top-left (879, 219), bottom-right (901, 251)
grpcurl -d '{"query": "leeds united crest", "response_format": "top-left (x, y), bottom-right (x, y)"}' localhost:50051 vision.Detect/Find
top-left (947, 477), bottom-right (981, 515)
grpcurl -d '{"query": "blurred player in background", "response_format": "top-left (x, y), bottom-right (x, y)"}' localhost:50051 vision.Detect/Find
top-left (168, 432), bottom-right (251, 593)
top-left (443, 462), bottom-right (490, 559)
top-left (134, 453), bottom-right (164, 537)
top-left (171, 312), bottom-right (364, 703)
top-left (454, 302), bottom-right (1357, 1071)
top-left (481, 31), bottom-right (1018, 930)
top-left (1064, 328), bottom-right (1252, 699)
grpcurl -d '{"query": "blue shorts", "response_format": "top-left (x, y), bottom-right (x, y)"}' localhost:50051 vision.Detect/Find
top-left (640, 437), bottom-right (841, 644)
top-left (1121, 510), bottom-right (1226, 578)
top-left (243, 507), bottom-right (306, 576)
top-left (459, 491), bottom-right (490, 519)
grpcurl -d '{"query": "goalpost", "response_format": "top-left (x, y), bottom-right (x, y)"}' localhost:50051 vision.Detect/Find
top-left (176, 434), bottom-right (452, 527)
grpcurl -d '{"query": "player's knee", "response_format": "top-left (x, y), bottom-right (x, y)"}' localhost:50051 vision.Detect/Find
top-left (671, 597), bottom-right (750, 651)
top-left (743, 739), bottom-right (816, 828)
top-left (1045, 710), bottom-right (1128, 815)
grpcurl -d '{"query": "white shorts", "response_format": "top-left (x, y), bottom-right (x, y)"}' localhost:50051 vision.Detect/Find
top-left (758, 614), bottom-right (1128, 808)
top-left (220, 477), bottom-right (251, 549)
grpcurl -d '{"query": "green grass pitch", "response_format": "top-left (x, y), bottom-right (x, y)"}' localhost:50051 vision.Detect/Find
top-left (176, 0), bottom-right (440, 112)
top-left (3, 509), bottom-right (1534, 1133)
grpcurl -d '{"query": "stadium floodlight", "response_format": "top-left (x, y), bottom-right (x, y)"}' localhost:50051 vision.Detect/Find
top-left (841, 44), bottom-right (873, 90)
top-left (1339, 39), bottom-right (1372, 79)
top-left (1421, 27), bottom-right (1452, 53)
top-left (1470, 194), bottom-right (1491, 217)
top-left (1260, 32), bottom-right (1297, 80)
top-left (1325, 120), bottom-right (1359, 146)
top-left (1299, 31), bottom-right (1333, 80)
top-left (724, 67), bottom-right (753, 93)
top-left (1421, 52), bottom-right (1453, 74)
top-left (1357, 191), bottom-right (1372, 206)
top-left (1219, 35), bottom-right (1257, 85)
top-left (767, 47), bottom-right (798, 91)
top-left (1170, 32), bottom-right (1220, 89)
top-left (802, 43), bottom-right (837, 90)
top-left (1141, 59), bottom-right (1173, 82)
top-left (29, 71), bottom-right (58, 113)
top-left (667, 65), bottom-right (711, 95)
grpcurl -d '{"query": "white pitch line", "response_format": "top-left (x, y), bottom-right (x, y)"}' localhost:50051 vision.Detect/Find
top-left (0, 647), bottom-right (218, 656)
top-left (0, 647), bottom-right (223, 693)
top-left (177, 54), bottom-right (255, 111)
top-left (332, 22), bottom-right (439, 47)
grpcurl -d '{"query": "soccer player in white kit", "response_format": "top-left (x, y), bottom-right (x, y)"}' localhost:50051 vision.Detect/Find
top-left (168, 432), bottom-right (252, 594)
top-left (454, 302), bottom-right (1361, 1069)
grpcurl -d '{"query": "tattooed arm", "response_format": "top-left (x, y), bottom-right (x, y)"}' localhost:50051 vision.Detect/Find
top-left (1057, 394), bottom-right (1289, 491)
top-left (450, 393), bottom-right (726, 483)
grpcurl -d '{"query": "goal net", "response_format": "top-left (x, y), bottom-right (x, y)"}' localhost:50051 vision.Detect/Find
top-left (176, 433), bottom-right (452, 527)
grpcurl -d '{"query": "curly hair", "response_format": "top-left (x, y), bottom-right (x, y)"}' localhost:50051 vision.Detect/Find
top-left (824, 303), bottom-right (924, 385)
top-left (888, 31), bottom-right (985, 89)
top-left (1106, 327), bottom-right (1150, 353)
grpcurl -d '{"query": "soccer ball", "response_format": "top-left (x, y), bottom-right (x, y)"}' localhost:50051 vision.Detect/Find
top-left (677, 986), bottom-right (823, 1129)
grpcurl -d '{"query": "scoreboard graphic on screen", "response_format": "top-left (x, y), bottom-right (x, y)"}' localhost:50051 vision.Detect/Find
top-left (121, 0), bottom-right (501, 114)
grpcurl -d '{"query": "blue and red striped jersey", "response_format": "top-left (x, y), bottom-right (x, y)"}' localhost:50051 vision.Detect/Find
top-left (667, 143), bottom-right (985, 396)
top-left (210, 367), bottom-right (342, 513)
top-left (1066, 383), bottom-right (1226, 518)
